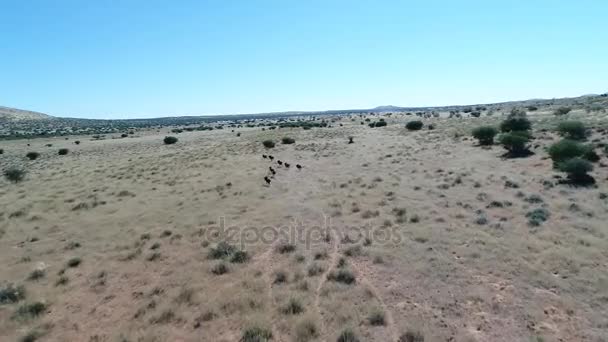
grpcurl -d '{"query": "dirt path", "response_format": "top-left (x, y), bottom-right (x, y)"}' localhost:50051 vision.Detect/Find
top-left (351, 259), bottom-right (400, 342)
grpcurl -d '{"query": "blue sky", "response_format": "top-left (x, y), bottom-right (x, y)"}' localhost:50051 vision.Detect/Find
top-left (1, 0), bottom-right (606, 119)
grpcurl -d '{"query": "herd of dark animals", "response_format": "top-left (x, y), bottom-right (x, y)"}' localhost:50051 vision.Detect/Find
top-left (262, 154), bottom-right (302, 185)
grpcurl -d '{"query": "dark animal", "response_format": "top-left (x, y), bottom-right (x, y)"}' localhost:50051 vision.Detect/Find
top-left (277, 160), bottom-right (283, 166)
top-left (296, 164), bottom-right (302, 169)
top-left (269, 167), bottom-right (276, 175)
top-left (284, 163), bottom-right (290, 168)
top-left (264, 176), bottom-right (271, 185)
top-left (262, 154), bottom-right (267, 159)
top-left (269, 155), bottom-right (274, 160)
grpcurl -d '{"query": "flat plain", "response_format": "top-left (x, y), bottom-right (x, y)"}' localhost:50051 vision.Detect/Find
top-left (1, 107), bottom-right (607, 342)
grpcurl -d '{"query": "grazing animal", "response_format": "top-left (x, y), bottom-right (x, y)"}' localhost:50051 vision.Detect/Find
top-left (269, 167), bottom-right (276, 175)
top-left (262, 154), bottom-right (267, 159)
top-left (296, 164), bottom-right (302, 169)
top-left (284, 163), bottom-right (290, 168)
top-left (264, 176), bottom-right (271, 185)
top-left (269, 156), bottom-right (274, 161)
top-left (277, 160), bottom-right (283, 166)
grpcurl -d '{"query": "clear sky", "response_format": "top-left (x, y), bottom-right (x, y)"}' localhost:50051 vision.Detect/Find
top-left (1, 0), bottom-right (606, 119)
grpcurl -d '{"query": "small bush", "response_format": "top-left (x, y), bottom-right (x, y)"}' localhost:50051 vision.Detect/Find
top-left (27, 270), bottom-right (45, 281)
top-left (526, 208), bottom-right (550, 226)
top-left (262, 140), bottom-right (275, 148)
top-left (282, 137), bottom-right (296, 144)
top-left (472, 126), bottom-right (498, 145)
top-left (0, 284), bottom-right (26, 304)
top-left (307, 263), bottom-right (325, 277)
top-left (275, 242), bottom-right (296, 254)
top-left (241, 326), bottom-right (272, 342)
top-left (208, 241), bottom-right (237, 259)
top-left (557, 121), bottom-right (586, 140)
top-left (211, 262), bottom-right (229, 275)
top-left (499, 131), bottom-right (531, 156)
top-left (327, 269), bottom-right (356, 284)
top-left (337, 329), bottom-right (359, 342)
top-left (554, 106), bottom-right (572, 116)
top-left (66, 257), bottom-right (81, 268)
top-left (295, 318), bottom-right (318, 342)
top-left (12, 302), bottom-right (47, 320)
top-left (368, 310), bottom-right (385, 326)
top-left (26, 152), bottom-right (40, 160)
top-left (4, 167), bottom-right (26, 183)
top-left (58, 148), bottom-right (69, 155)
top-left (0, 148), bottom-right (3, 154)
top-left (500, 116), bottom-right (531, 133)
top-left (274, 271), bottom-right (288, 284)
top-left (399, 330), bottom-right (425, 342)
top-left (406, 121), bottom-right (423, 131)
top-left (548, 139), bottom-right (590, 167)
top-left (230, 250), bottom-right (250, 263)
top-left (74, 140), bottom-right (81, 145)
top-left (558, 157), bottom-right (594, 184)
top-left (163, 136), bottom-right (178, 145)
top-left (281, 298), bottom-right (304, 315)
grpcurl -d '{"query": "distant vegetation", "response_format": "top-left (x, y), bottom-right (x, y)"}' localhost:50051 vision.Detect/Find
top-left (263, 140), bottom-right (276, 148)
top-left (163, 136), bottom-right (178, 145)
top-left (405, 121), bottom-right (423, 130)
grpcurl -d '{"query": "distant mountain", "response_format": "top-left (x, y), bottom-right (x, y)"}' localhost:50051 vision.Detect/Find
top-left (0, 106), bottom-right (53, 121)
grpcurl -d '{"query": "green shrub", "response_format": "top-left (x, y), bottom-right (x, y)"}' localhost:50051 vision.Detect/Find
top-left (3, 167), bottom-right (26, 183)
top-left (327, 269), bottom-right (356, 284)
top-left (262, 140), bottom-right (275, 148)
top-left (399, 330), bottom-right (425, 342)
top-left (163, 136), bottom-right (178, 144)
top-left (554, 106), bottom-right (572, 116)
top-left (499, 131), bottom-right (531, 156)
top-left (74, 140), bottom-right (81, 145)
top-left (548, 139), bottom-right (590, 167)
top-left (0, 148), bottom-right (3, 154)
top-left (281, 298), bottom-right (304, 315)
top-left (405, 121), bottom-right (423, 130)
top-left (241, 326), bottom-right (272, 342)
top-left (230, 250), bottom-right (249, 263)
top-left (368, 309), bottom-right (385, 326)
top-left (526, 208), bottom-right (550, 226)
top-left (500, 116), bottom-right (531, 132)
top-left (557, 121), bottom-right (586, 140)
top-left (0, 284), bottom-right (26, 304)
top-left (208, 241), bottom-right (237, 259)
top-left (370, 120), bottom-right (387, 128)
top-left (26, 152), bottom-right (40, 160)
top-left (12, 302), bottom-right (47, 320)
top-left (558, 157), bottom-right (594, 184)
top-left (472, 126), bottom-right (498, 145)
top-left (58, 148), bottom-right (69, 155)
top-left (337, 329), bottom-right (359, 342)
top-left (294, 318), bottom-right (318, 341)
top-left (66, 257), bottom-right (81, 268)
top-left (527, 105), bottom-right (538, 111)
top-left (281, 137), bottom-right (295, 144)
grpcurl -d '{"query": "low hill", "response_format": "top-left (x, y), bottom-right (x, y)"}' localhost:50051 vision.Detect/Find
top-left (0, 106), bottom-right (53, 122)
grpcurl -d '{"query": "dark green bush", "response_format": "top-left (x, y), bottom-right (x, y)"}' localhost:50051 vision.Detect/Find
top-left (58, 148), bottom-right (69, 155)
top-left (557, 121), bottom-right (586, 140)
top-left (163, 136), bottom-right (178, 145)
top-left (554, 106), bottom-right (572, 116)
top-left (499, 131), bottom-right (531, 156)
top-left (472, 126), bottom-right (498, 145)
top-left (0, 284), bottom-right (26, 304)
top-left (3, 168), bottom-right (26, 183)
top-left (281, 137), bottom-right (295, 144)
top-left (548, 139), bottom-right (590, 167)
top-left (0, 148), bottom-right (4, 154)
top-left (26, 152), bottom-right (40, 160)
top-left (558, 157), bottom-right (594, 184)
top-left (262, 140), bottom-right (275, 148)
top-left (371, 120), bottom-right (387, 127)
top-left (74, 140), bottom-right (81, 145)
top-left (241, 326), bottom-right (272, 342)
top-left (405, 121), bottom-right (423, 131)
top-left (208, 241), bottom-right (237, 259)
top-left (500, 116), bottom-right (531, 133)
top-left (327, 269), bottom-right (356, 284)
top-left (337, 329), bottom-right (359, 342)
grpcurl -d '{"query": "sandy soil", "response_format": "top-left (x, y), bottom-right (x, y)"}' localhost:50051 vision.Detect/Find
top-left (1, 111), bottom-right (607, 342)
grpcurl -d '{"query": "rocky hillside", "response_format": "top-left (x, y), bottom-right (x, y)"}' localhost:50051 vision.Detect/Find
top-left (0, 106), bottom-right (52, 121)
